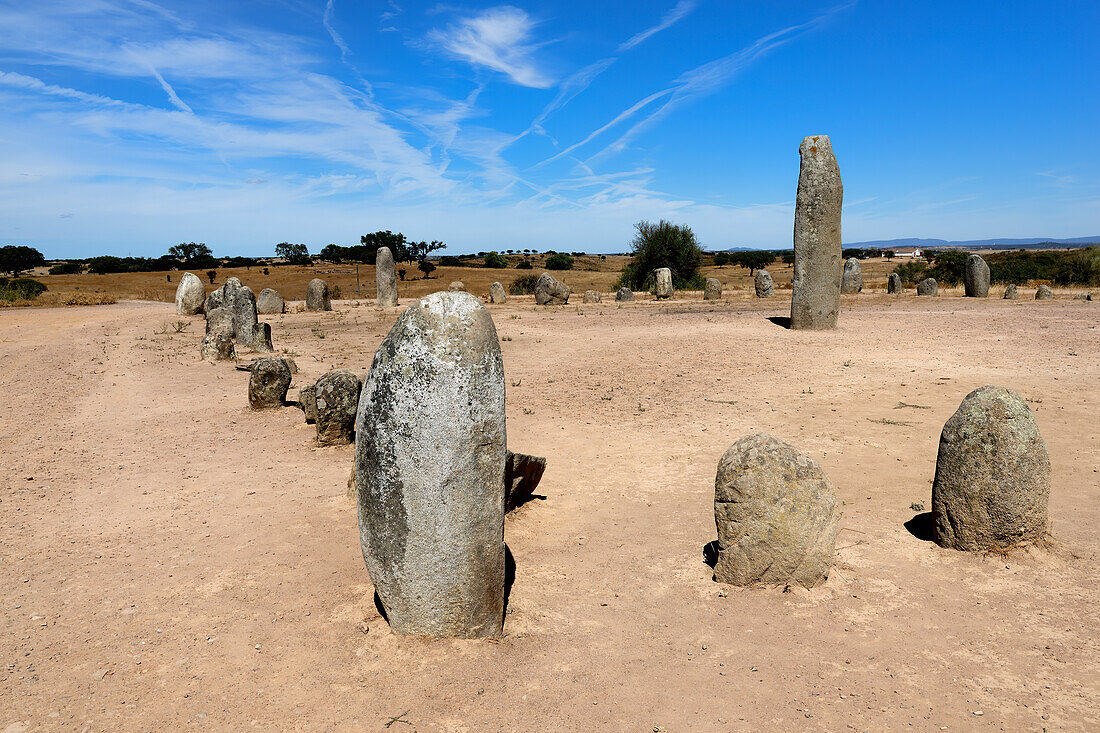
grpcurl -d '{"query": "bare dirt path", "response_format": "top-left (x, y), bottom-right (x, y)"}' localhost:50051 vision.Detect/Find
top-left (1, 294), bottom-right (1097, 731)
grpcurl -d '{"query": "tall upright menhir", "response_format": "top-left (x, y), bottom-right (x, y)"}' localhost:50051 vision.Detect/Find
top-left (790, 135), bottom-right (843, 330)
top-left (375, 246), bottom-right (399, 307)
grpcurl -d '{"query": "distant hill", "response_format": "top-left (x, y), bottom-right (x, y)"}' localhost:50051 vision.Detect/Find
top-left (842, 236), bottom-right (1100, 250)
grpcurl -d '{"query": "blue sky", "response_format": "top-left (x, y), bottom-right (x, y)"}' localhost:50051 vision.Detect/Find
top-left (1, 0), bottom-right (1097, 258)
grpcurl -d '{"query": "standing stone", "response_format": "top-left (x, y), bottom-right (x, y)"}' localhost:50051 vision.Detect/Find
top-left (713, 433), bottom-right (839, 588)
top-left (356, 291), bottom-right (506, 638)
top-left (299, 383), bottom-right (318, 424)
top-left (200, 332), bottom-right (234, 362)
top-left (505, 450), bottom-right (546, 512)
top-left (1004, 283), bottom-right (1019, 299)
top-left (583, 289), bottom-right (601, 303)
top-left (376, 247), bottom-right (398, 307)
top-left (248, 356), bottom-right (292, 409)
top-left (841, 258), bottom-right (863, 293)
top-left (964, 254), bottom-right (991, 297)
top-left (1035, 284), bottom-right (1053, 300)
top-left (205, 306), bottom-right (235, 337)
top-left (489, 282), bottom-right (507, 304)
top-left (703, 278), bottom-right (722, 301)
top-left (931, 386), bottom-right (1050, 551)
top-left (654, 268), bottom-right (673, 299)
top-left (790, 135), bottom-right (843, 330)
top-left (534, 272), bottom-right (570, 305)
top-left (917, 277), bottom-right (938, 296)
top-left (615, 287), bottom-right (634, 302)
top-left (206, 277), bottom-right (241, 315)
top-left (251, 322), bottom-right (273, 353)
top-left (887, 272), bottom-right (903, 294)
top-left (233, 286), bottom-right (258, 347)
top-left (256, 288), bottom-right (285, 314)
top-left (175, 272), bottom-right (206, 315)
top-left (314, 369), bottom-right (362, 446)
top-left (203, 289), bottom-right (225, 314)
top-left (754, 270), bottom-right (775, 298)
top-left (306, 278), bottom-right (331, 311)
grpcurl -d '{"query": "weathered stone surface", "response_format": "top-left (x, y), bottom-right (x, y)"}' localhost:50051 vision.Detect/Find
top-left (376, 246), bottom-right (398, 307)
top-left (754, 270), bottom-right (774, 298)
top-left (931, 386), bottom-right (1050, 551)
top-left (256, 288), bottom-right (285, 314)
top-left (200, 332), bottom-right (234, 362)
top-left (582, 289), bottom-right (601, 303)
top-left (654, 268), bottom-right (673, 299)
top-left (841, 258), bottom-right (863, 294)
top-left (251, 322), bottom-right (273, 353)
top-left (175, 272), bottom-right (205, 315)
top-left (1004, 283), bottom-right (1019, 299)
top-left (205, 306), bottom-right (234, 336)
top-left (448, 281), bottom-right (466, 292)
top-left (505, 450), bottom-right (546, 512)
top-left (703, 278), bottom-right (722, 301)
top-left (233, 286), bottom-right (258, 347)
top-left (248, 356), bottom-right (291, 409)
top-left (356, 291), bottom-right (506, 638)
top-left (534, 272), bottom-right (570, 305)
top-left (790, 135), bottom-right (843, 330)
top-left (964, 254), bottom-right (991, 297)
top-left (1035, 284), bottom-right (1053, 300)
top-left (713, 433), bottom-right (839, 588)
top-left (306, 278), bottom-right (331, 311)
top-left (489, 281), bottom-right (507, 304)
top-left (917, 277), bottom-right (938, 296)
top-left (299, 383), bottom-right (318, 424)
top-left (314, 369), bottom-right (362, 446)
top-left (615, 287), bottom-right (634, 301)
top-left (203, 290), bottom-right (224, 314)
top-left (887, 272), bottom-right (903, 294)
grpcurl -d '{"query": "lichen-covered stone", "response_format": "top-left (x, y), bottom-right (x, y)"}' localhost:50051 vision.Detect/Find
top-left (1035, 284), bottom-right (1053, 300)
top-left (375, 246), bottom-right (398, 307)
top-left (233, 286), bottom-right (258, 347)
top-left (754, 270), bottom-right (774, 298)
top-left (703, 278), bottom-right (722, 301)
top-left (655, 268), bottom-right (673, 299)
top-left (505, 451), bottom-right (546, 512)
top-left (205, 306), bottom-right (234, 337)
top-left (790, 135), bottom-right (842, 329)
top-left (931, 386), bottom-right (1050, 551)
top-left (534, 272), bottom-right (569, 305)
top-left (306, 278), bottom-right (331, 311)
top-left (615, 287), bottom-right (634, 302)
top-left (917, 277), bottom-right (938, 296)
top-left (583, 289), bottom-right (601, 303)
top-left (1004, 283), bottom-right (1018, 299)
top-left (200, 332), bottom-right (234, 362)
top-left (251, 322), bottom-right (273, 353)
top-left (355, 291), bottom-right (506, 638)
top-left (887, 272), bottom-right (902, 294)
top-left (489, 282), bottom-right (507, 304)
top-left (713, 433), bottom-right (839, 588)
top-left (841, 258), bottom-right (863, 293)
top-left (248, 356), bottom-right (292, 409)
top-left (448, 281), bottom-right (465, 292)
top-left (964, 255), bottom-right (991, 297)
top-left (314, 369), bottom-right (362, 446)
top-left (175, 272), bottom-right (205, 315)
top-left (299, 383), bottom-right (317, 424)
top-left (256, 288), bottom-right (285, 314)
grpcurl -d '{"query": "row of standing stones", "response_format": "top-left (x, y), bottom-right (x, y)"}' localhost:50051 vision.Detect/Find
top-left (186, 143), bottom-right (1056, 638)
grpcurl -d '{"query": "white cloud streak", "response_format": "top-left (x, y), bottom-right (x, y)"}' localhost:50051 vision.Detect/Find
top-left (429, 6), bottom-right (554, 88)
top-left (618, 0), bottom-right (700, 52)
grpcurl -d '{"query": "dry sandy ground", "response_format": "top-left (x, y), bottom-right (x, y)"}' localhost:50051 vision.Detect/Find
top-left (1, 292), bottom-right (1097, 732)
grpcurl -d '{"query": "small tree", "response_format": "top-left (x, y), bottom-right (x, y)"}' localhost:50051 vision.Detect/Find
top-left (619, 220), bottom-right (703, 290)
top-left (484, 251), bottom-right (508, 268)
top-left (168, 242), bottom-right (213, 263)
top-left (729, 250), bottom-right (775, 275)
top-left (713, 252), bottom-right (730, 267)
top-left (408, 240), bottom-right (446, 279)
top-left (206, 270), bottom-right (217, 284)
top-left (0, 245), bottom-right (46, 277)
top-left (545, 253), bottom-right (574, 270)
top-left (276, 242), bottom-right (311, 266)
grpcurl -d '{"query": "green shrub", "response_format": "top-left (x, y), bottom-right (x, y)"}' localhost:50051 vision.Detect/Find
top-left (516, 260), bottom-right (533, 269)
top-left (713, 252), bottom-right (730, 267)
top-left (49, 262), bottom-right (82, 275)
top-left (0, 277), bottom-right (47, 301)
top-left (618, 219), bottom-right (702, 289)
top-left (892, 260), bottom-right (927, 285)
top-left (926, 250), bottom-right (968, 286)
top-left (988, 247), bottom-right (1100, 286)
top-left (545, 253), bottom-right (574, 270)
top-left (483, 252), bottom-right (508, 268)
top-left (440, 256), bottom-right (465, 267)
top-left (508, 274), bottom-right (540, 295)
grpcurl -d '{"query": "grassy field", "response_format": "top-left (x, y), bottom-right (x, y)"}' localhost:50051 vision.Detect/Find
top-left (15, 253), bottom-right (933, 307)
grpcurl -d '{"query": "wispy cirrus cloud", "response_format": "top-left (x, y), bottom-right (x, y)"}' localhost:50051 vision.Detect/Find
top-left (429, 6), bottom-right (553, 88)
top-left (618, 0), bottom-right (700, 52)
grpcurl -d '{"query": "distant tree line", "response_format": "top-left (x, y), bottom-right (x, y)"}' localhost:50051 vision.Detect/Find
top-left (893, 248), bottom-right (1100, 286)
